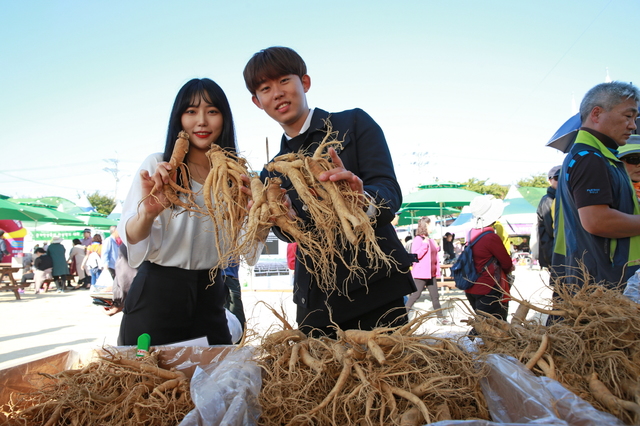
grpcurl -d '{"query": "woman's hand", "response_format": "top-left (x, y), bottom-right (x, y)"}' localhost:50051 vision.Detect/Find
top-left (126, 162), bottom-right (174, 245)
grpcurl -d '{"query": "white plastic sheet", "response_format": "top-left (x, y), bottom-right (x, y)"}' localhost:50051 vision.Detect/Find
top-left (427, 354), bottom-right (623, 426)
top-left (179, 346), bottom-right (261, 426)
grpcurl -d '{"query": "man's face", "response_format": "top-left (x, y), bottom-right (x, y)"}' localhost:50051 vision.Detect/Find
top-left (621, 154), bottom-right (640, 182)
top-left (84, 232), bottom-right (91, 239)
top-left (591, 98), bottom-right (639, 146)
top-left (549, 176), bottom-right (558, 190)
top-left (252, 74), bottom-right (311, 137)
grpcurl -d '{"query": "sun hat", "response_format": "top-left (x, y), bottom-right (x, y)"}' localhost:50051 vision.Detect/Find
top-left (617, 135), bottom-right (640, 158)
top-left (548, 165), bottom-right (562, 179)
top-left (51, 236), bottom-right (63, 244)
top-left (469, 195), bottom-right (505, 229)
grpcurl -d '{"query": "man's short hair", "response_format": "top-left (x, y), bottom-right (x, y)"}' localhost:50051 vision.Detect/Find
top-left (243, 46), bottom-right (307, 95)
top-left (580, 81), bottom-right (640, 122)
top-left (34, 248), bottom-right (45, 254)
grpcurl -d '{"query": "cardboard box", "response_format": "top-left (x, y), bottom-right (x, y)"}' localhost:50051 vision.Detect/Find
top-left (0, 345), bottom-right (234, 423)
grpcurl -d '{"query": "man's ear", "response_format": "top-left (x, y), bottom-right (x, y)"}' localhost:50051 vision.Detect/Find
top-left (590, 106), bottom-right (604, 123)
top-left (302, 75), bottom-right (311, 93)
top-left (251, 95), bottom-right (264, 110)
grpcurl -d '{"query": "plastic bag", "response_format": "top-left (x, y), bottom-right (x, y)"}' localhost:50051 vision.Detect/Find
top-left (425, 354), bottom-right (623, 426)
top-left (474, 354), bottom-right (622, 426)
top-left (92, 268), bottom-right (113, 292)
top-left (225, 309), bottom-right (243, 344)
top-left (179, 346), bottom-right (261, 426)
top-left (623, 270), bottom-right (640, 303)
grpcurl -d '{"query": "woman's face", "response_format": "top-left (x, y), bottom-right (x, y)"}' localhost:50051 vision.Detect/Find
top-left (181, 95), bottom-right (224, 153)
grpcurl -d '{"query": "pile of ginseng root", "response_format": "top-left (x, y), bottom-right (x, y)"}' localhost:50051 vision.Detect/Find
top-left (467, 271), bottom-right (640, 425)
top-left (256, 312), bottom-right (490, 425)
top-left (247, 121), bottom-right (395, 296)
top-left (3, 348), bottom-right (193, 426)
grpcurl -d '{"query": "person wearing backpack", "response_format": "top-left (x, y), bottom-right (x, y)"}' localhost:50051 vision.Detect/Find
top-left (465, 195), bottom-right (514, 323)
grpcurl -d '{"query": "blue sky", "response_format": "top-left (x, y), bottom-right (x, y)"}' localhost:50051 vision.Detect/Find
top-left (1, 0), bottom-right (637, 203)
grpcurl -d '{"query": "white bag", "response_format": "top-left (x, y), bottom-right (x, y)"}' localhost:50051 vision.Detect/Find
top-left (92, 269), bottom-right (113, 292)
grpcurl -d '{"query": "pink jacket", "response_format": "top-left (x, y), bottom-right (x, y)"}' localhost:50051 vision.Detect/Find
top-left (410, 235), bottom-right (441, 279)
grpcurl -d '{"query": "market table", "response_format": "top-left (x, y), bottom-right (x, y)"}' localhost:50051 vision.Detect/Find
top-left (0, 263), bottom-right (25, 300)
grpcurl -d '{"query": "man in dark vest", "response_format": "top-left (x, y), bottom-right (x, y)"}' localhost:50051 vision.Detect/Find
top-left (552, 81), bottom-right (640, 290)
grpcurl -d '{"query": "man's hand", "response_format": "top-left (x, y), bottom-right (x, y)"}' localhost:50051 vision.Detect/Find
top-left (316, 148), bottom-right (364, 193)
top-left (316, 147), bottom-right (369, 210)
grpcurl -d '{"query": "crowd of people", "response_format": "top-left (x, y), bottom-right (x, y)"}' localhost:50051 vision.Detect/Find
top-left (17, 227), bottom-right (121, 294)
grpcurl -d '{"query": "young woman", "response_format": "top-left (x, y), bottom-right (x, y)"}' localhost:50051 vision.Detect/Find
top-left (117, 78), bottom-right (239, 346)
top-left (405, 217), bottom-right (449, 324)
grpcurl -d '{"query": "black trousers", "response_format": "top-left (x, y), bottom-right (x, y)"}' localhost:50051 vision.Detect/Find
top-left (118, 262), bottom-right (231, 346)
top-left (465, 287), bottom-right (508, 322)
top-left (299, 297), bottom-right (408, 339)
top-left (223, 275), bottom-right (246, 331)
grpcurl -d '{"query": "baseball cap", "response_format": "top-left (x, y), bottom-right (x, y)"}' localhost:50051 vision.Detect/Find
top-left (548, 165), bottom-right (561, 179)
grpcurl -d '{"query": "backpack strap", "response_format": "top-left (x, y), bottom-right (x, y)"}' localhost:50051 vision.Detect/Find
top-left (468, 230), bottom-right (494, 248)
top-left (469, 230), bottom-right (497, 274)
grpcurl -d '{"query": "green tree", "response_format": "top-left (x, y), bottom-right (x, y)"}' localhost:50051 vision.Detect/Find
top-left (86, 192), bottom-right (116, 215)
top-left (458, 178), bottom-right (508, 199)
top-left (517, 173), bottom-right (549, 188)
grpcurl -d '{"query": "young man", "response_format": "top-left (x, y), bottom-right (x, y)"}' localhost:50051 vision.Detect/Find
top-left (552, 81), bottom-right (640, 289)
top-left (243, 46), bottom-right (416, 336)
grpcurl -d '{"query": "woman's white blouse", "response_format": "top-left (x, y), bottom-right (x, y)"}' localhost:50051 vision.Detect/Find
top-left (118, 153), bottom-right (220, 270)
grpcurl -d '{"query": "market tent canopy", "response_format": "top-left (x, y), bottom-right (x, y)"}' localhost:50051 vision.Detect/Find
top-left (499, 186), bottom-right (537, 236)
top-left (0, 199), bottom-right (51, 222)
top-left (401, 184), bottom-right (482, 209)
top-left (10, 197), bottom-right (86, 215)
top-left (517, 187), bottom-right (547, 209)
top-left (395, 206), bottom-right (460, 226)
top-left (77, 212), bottom-right (119, 229)
top-left (14, 203), bottom-right (86, 226)
top-left (107, 201), bottom-right (122, 221)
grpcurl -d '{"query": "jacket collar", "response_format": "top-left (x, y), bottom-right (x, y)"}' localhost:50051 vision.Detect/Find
top-left (283, 108), bottom-right (330, 153)
top-left (574, 129), bottom-right (621, 163)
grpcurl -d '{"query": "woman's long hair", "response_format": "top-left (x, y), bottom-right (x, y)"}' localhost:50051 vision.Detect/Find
top-left (162, 78), bottom-right (237, 187)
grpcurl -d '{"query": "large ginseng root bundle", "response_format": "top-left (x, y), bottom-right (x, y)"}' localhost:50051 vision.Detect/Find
top-left (257, 314), bottom-right (489, 425)
top-left (249, 121), bottom-right (395, 295)
top-left (202, 144), bottom-right (254, 270)
top-left (152, 130), bottom-right (255, 270)
top-left (467, 276), bottom-right (640, 425)
top-left (4, 349), bottom-right (193, 425)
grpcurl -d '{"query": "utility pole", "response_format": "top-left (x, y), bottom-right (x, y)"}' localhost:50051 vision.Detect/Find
top-left (410, 150), bottom-right (429, 175)
top-left (103, 158), bottom-right (120, 199)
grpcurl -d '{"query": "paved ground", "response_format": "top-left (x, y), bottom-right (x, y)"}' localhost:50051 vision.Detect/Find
top-left (0, 265), bottom-right (552, 371)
